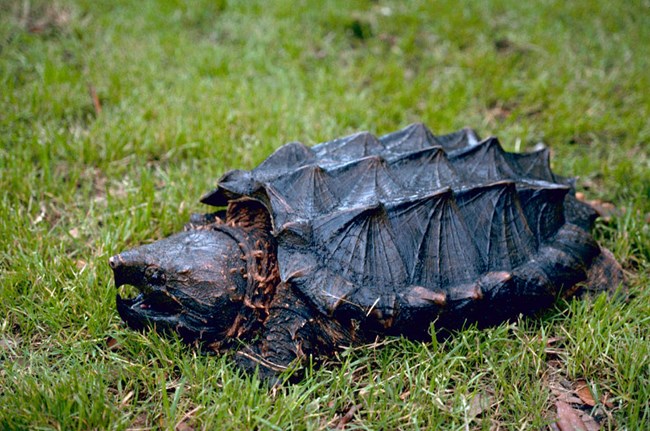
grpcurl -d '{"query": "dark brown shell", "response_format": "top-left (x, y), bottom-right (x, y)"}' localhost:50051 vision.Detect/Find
top-left (201, 124), bottom-right (618, 332)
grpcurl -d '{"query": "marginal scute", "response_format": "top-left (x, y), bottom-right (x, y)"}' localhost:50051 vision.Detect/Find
top-left (403, 286), bottom-right (447, 307)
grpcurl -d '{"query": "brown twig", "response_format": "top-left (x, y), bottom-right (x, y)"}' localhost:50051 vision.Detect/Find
top-left (337, 404), bottom-right (361, 429)
top-left (88, 83), bottom-right (102, 115)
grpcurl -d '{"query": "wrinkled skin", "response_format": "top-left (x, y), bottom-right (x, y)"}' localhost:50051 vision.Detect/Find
top-left (110, 213), bottom-right (623, 382)
top-left (111, 212), bottom-right (354, 381)
top-left (112, 229), bottom-right (248, 343)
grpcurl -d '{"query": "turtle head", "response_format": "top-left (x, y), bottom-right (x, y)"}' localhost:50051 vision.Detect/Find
top-left (110, 229), bottom-right (248, 344)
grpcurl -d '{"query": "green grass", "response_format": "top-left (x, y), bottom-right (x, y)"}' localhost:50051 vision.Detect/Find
top-left (1, 0), bottom-right (648, 429)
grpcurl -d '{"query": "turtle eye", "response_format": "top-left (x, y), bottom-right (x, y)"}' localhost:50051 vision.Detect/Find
top-left (145, 266), bottom-right (166, 285)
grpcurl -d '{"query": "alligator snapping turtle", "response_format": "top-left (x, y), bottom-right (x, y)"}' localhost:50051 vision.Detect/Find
top-left (110, 123), bottom-right (622, 379)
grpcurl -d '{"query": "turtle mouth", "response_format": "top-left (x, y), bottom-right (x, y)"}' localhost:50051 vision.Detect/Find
top-left (115, 282), bottom-right (230, 344)
top-left (116, 285), bottom-right (183, 330)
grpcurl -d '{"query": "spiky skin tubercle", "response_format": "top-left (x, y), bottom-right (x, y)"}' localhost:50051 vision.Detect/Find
top-left (111, 124), bottom-right (623, 380)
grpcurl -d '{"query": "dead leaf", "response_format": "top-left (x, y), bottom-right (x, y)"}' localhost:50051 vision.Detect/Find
top-left (575, 380), bottom-right (596, 407)
top-left (106, 336), bottom-right (121, 351)
top-left (468, 392), bottom-right (495, 418)
top-left (551, 387), bottom-right (584, 405)
top-left (580, 413), bottom-right (600, 431)
top-left (399, 389), bottom-right (410, 401)
top-left (555, 400), bottom-right (598, 431)
top-left (545, 362), bottom-right (608, 430)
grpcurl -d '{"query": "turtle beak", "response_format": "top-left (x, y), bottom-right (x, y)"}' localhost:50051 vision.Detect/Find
top-left (109, 254), bottom-right (125, 287)
top-left (109, 251), bottom-right (143, 289)
top-left (110, 248), bottom-right (180, 332)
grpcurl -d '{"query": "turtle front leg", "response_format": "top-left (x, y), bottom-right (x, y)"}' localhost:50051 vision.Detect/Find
top-left (233, 283), bottom-right (354, 383)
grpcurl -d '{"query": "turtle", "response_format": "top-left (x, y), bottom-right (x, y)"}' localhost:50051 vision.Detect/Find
top-left (109, 123), bottom-right (623, 380)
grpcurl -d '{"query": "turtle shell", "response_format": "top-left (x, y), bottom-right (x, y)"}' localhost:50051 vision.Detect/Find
top-left (201, 124), bottom-right (605, 332)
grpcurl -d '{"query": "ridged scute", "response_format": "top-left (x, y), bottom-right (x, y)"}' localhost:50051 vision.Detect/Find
top-left (201, 123), bottom-right (601, 320)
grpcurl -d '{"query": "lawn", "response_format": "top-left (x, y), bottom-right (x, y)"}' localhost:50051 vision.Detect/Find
top-left (1, 0), bottom-right (648, 429)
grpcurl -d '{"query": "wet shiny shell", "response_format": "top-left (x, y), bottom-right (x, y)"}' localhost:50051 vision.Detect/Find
top-left (201, 123), bottom-right (602, 331)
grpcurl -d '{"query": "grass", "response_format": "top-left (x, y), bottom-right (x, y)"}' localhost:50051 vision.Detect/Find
top-left (1, 0), bottom-right (648, 429)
